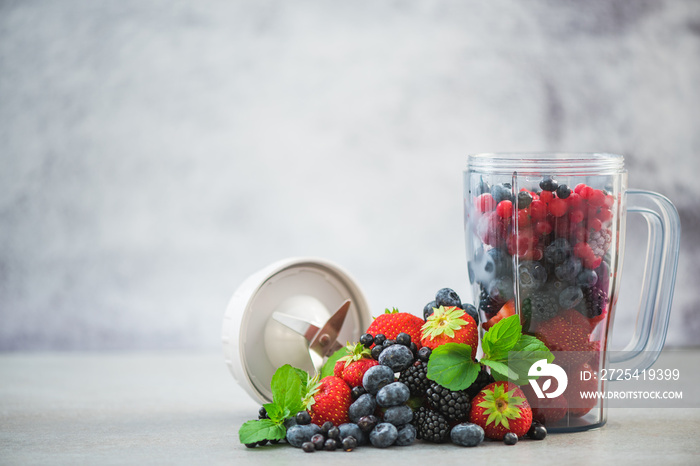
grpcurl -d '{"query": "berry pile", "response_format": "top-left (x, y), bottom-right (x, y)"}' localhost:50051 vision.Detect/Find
top-left (468, 176), bottom-right (615, 420)
top-left (241, 289), bottom-right (549, 451)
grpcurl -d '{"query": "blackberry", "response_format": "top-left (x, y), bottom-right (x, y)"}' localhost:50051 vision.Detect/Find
top-left (425, 382), bottom-right (470, 422)
top-left (525, 293), bottom-right (559, 321)
top-left (466, 366), bottom-right (495, 399)
top-left (479, 285), bottom-right (503, 318)
top-left (413, 406), bottom-right (450, 443)
top-left (580, 286), bottom-right (608, 318)
top-left (398, 360), bottom-right (430, 397)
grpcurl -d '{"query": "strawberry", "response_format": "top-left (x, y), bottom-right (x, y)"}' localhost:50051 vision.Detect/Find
top-left (535, 308), bottom-right (596, 367)
top-left (520, 383), bottom-right (568, 425)
top-left (303, 376), bottom-right (352, 426)
top-left (565, 362), bottom-right (598, 418)
top-left (469, 381), bottom-right (533, 440)
top-left (420, 306), bottom-right (478, 358)
top-left (482, 299), bottom-right (515, 331)
top-left (334, 342), bottom-right (379, 388)
top-left (366, 308), bottom-right (424, 349)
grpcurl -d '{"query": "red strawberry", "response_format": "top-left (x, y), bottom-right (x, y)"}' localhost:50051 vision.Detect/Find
top-left (334, 342), bottom-right (378, 388)
top-left (565, 362), bottom-right (598, 418)
top-left (304, 376), bottom-right (352, 426)
top-left (469, 381), bottom-right (533, 440)
top-left (535, 309), bottom-right (596, 367)
top-left (420, 306), bottom-right (478, 358)
top-left (520, 383), bottom-right (568, 425)
top-left (366, 308), bottom-right (424, 349)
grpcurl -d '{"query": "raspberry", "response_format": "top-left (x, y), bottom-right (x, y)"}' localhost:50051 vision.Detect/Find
top-left (588, 229), bottom-right (612, 257)
top-left (398, 360), bottom-right (430, 397)
top-left (425, 382), bottom-right (471, 422)
top-left (475, 193), bottom-right (495, 213)
top-left (413, 407), bottom-right (450, 443)
top-left (588, 189), bottom-right (606, 207)
top-left (549, 198), bottom-right (568, 217)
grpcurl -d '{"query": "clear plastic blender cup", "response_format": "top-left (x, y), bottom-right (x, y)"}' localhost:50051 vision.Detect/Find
top-left (463, 153), bottom-right (680, 432)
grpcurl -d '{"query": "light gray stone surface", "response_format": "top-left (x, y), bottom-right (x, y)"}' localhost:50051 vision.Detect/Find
top-left (1, 350), bottom-right (699, 464)
top-left (1, 1), bottom-right (699, 350)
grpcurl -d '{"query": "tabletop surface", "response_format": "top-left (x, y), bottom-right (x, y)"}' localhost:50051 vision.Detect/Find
top-left (2, 349), bottom-right (699, 465)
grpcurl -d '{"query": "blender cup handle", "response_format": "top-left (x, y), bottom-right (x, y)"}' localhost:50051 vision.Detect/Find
top-left (608, 190), bottom-right (681, 371)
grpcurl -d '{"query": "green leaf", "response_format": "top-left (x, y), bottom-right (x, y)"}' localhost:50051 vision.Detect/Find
top-left (238, 419), bottom-right (286, 445)
top-left (293, 368), bottom-right (310, 398)
top-left (505, 334), bottom-right (554, 385)
top-left (262, 402), bottom-right (284, 423)
top-left (426, 343), bottom-right (480, 391)
top-left (270, 365), bottom-right (303, 415)
top-left (482, 315), bottom-right (522, 361)
top-left (480, 358), bottom-right (516, 382)
top-left (320, 347), bottom-right (350, 379)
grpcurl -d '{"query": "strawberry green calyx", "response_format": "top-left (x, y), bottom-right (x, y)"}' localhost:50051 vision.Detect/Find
top-left (422, 306), bottom-right (468, 340)
top-left (338, 342), bottom-right (372, 369)
top-left (385, 307), bottom-right (400, 314)
top-left (477, 383), bottom-right (527, 429)
top-left (301, 374), bottom-right (321, 410)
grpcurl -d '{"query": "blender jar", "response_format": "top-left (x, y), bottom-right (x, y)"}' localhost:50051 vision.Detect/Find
top-left (464, 153), bottom-right (680, 432)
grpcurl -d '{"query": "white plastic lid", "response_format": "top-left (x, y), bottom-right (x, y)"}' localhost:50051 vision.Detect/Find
top-left (222, 257), bottom-right (372, 403)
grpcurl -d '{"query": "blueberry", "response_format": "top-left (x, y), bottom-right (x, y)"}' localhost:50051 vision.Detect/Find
top-left (286, 424), bottom-right (322, 448)
top-left (504, 432), bottom-right (518, 445)
top-left (374, 334), bottom-right (386, 346)
top-left (576, 269), bottom-right (598, 287)
top-left (474, 177), bottom-right (491, 196)
top-left (283, 417), bottom-right (298, 429)
top-left (545, 238), bottom-right (572, 265)
top-left (258, 406), bottom-right (268, 419)
top-left (342, 436), bottom-right (358, 451)
top-left (362, 365), bottom-right (395, 395)
top-left (423, 300), bottom-right (438, 320)
top-left (417, 346), bottom-right (432, 362)
top-left (518, 261), bottom-right (548, 291)
top-left (468, 247), bottom-right (512, 285)
top-left (324, 438), bottom-right (337, 451)
top-left (559, 285), bottom-right (583, 309)
top-left (357, 415), bottom-right (378, 433)
top-left (450, 423), bottom-right (484, 447)
top-left (376, 382), bottom-right (410, 407)
top-left (555, 257), bottom-right (582, 283)
top-left (360, 333), bottom-right (374, 347)
top-left (310, 433), bottom-right (325, 450)
top-left (244, 443), bottom-right (257, 448)
top-left (327, 426), bottom-right (340, 440)
top-left (556, 184), bottom-right (571, 199)
top-left (378, 344), bottom-right (414, 372)
top-left (540, 177), bottom-right (558, 192)
top-left (396, 332), bottom-right (411, 347)
top-left (371, 345), bottom-right (384, 360)
top-left (491, 183), bottom-right (513, 203)
top-left (461, 303), bottom-right (479, 323)
top-left (257, 439), bottom-right (268, 446)
top-left (369, 423), bottom-right (398, 448)
top-left (348, 393), bottom-right (377, 423)
top-left (517, 191), bottom-right (533, 209)
top-left (295, 410), bottom-right (311, 425)
top-left (320, 421), bottom-right (333, 435)
top-left (435, 288), bottom-right (462, 308)
top-left (338, 423), bottom-right (366, 446)
top-left (301, 441), bottom-right (315, 452)
top-left (409, 342), bottom-right (418, 358)
top-left (351, 386), bottom-right (366, 400)
top-left (527, 423), bottom-right (547, 440)
top-left (383, 405), bottom-right (413, 426)
top-left (383, 339), bottom-right (396, 347)
top-left (488, 276), bottom-right (514, 303)
top-left (395, 424), bottom-right (417, 446)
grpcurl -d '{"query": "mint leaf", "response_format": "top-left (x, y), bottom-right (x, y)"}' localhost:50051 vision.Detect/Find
top-left (320, 347), bottom-right (350, 379)
top-left (270, 365), bottom-right (303, 415)
top-left (262, 402), bottom-right (285, 423)
top-left (506, 334), bottom-right (554, 385)
top-left (293, 368), bottom-right (310, 398)
top-left (480, 358), bottom-right (516, 382)
top-left (482, 315), bottom-right (522, 361)
top-left (239, 419), bottom-right (286, 445)
top-left (426, 343), bottom-right (480, 391)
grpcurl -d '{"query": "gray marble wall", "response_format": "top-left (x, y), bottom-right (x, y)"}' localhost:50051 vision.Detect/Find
top-left (1, 0), bottom-right (699, 350)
